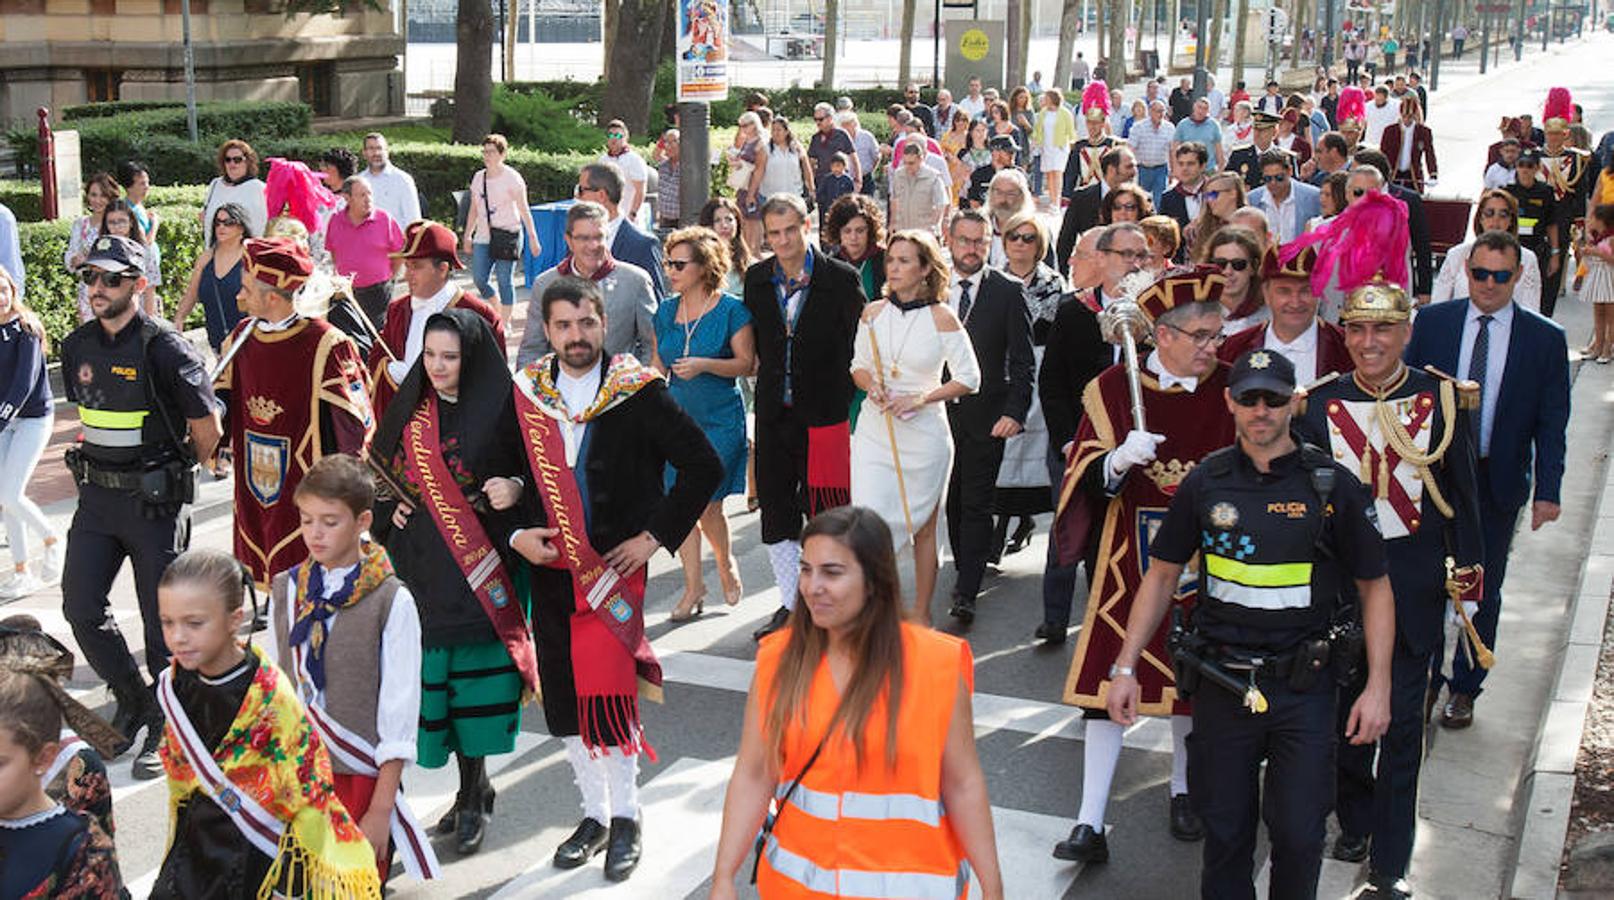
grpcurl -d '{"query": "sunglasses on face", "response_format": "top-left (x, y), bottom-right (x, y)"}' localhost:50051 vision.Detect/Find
top-left (1469, 266), bottom-right (1515, 284)
top-left (1350, 188), bottom-right (1368, 197)
top-left (813, 116), bottom-right (828, 122)
top-left (1262, 173), bottom-right (1288, 183)
top-left (1203, 190), bottom-right (1223, 201)
top-left (1005, 232), bottom-right (1039, 244)
top-left (80, 270), bottom-right (137, 288)
top-left (664, 258), bottom-right (696, 271)
top-left (573, 184), bottom-right (602, 197)
top-left (606, 131), bottom-right (626, 140)
top-left (215, 216), bottom-right (240, 227)
top-left (224, 155), bottom-right (246, 164)
top-left (1211, 256), bottom-right (1252, 271)
top-left (1234, 390), bottom-right (1293, 408)
top-left (1113, 202), bottom-right (1140, 212)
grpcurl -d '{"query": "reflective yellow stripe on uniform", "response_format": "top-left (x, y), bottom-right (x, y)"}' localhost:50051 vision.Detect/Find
top-left (80, 407), bottom-right (149, 448)
top-left (1205, 554), bottom-right (1313, 610)
top-left (763, 834), bottom-right (971, 899)
top-left (778, 783), bottom-right (948, 827)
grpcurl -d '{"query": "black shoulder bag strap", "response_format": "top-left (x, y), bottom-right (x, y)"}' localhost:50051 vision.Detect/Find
top-left (479, 169), bottom-right (495, 231)
top-left (750, 730), bottom-right (831, 885)
top-left (138, 319), bottom-right (197, 467)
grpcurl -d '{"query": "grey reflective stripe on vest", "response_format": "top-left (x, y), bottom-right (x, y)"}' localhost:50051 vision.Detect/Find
top-left (776, 784), bottom-right (947, 826)
top-left (81, 425), bottom-right (145, 447)
top-left (764, 834), bottom-right (968, 899)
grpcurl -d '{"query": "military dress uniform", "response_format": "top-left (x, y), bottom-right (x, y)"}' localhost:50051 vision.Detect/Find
top-left (57, 236), bottom-right (218, 772)
top-left (1226, 115), bottom-right (1298, 190)
top-left (1152, 349), bottom-right (1387, 898)
top-left (1065, 133), bottom-right (1124, 196)
top-left (1294, 281), bottom-right (1484, 895)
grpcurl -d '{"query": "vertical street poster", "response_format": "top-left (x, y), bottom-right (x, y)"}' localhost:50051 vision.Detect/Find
top-left (678, 0), bottom-right (730, 102)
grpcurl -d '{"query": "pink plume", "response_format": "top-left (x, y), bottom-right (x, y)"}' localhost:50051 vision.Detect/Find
top-left (1284, 190), bottom-right (1410, 296)
top-left (1081, 81), bottom-right (1113, 117)
top-left (1543, 87), bottom-right (1573, 123)
top-left (1336, 87), bottom-right (1367, 123)
top-left (264, 158), bottom-right (338, 234)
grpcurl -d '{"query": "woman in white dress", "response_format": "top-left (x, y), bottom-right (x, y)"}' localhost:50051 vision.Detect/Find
top-left (1032, 89), bottom-right (1076, 206)
top-left (850, 230), bottom-right (980, 617)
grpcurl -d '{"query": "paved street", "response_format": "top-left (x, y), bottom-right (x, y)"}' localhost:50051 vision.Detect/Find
top-left (7, 29), bottom-right (1614, 899)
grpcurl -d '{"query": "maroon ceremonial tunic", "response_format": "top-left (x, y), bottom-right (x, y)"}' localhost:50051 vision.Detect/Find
top-left (218, 317), bottom-right (373, 586)
top-left (1054, 362), bottom-right (1235, 716)
top-left (367, 290), bottom-right (506, 418)
top-left (1217, 319), bottom-right (1352, 384)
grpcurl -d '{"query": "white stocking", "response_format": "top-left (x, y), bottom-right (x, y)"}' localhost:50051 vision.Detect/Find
top-left (563, 736), bottom-right (609, 825)
top-left (1077, 719), bottom-right (1125, 831)
top-left (1170, 715), bottom-right (1192, 797)
top-left (603, 748), bottom-right (641, 820)
top-left (766, 540), bottom-right (801, 611)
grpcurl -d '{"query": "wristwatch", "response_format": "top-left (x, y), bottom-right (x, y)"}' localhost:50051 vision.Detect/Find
top-left (1109, 664), bottom-right (1136, 679)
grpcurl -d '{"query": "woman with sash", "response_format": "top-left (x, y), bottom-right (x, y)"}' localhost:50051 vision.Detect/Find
top-left (150, 549), bottom-right (381, 899)
top-left (370, 308), bottom-right (540, 856)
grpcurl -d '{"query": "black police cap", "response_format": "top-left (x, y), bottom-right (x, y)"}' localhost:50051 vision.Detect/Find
top-left (81, 234), bottom-right (146, 274)
top-left (1228, 348), bottom-right (1297, 398)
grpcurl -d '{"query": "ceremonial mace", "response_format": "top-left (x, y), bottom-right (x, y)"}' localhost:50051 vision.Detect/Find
top-left (208, 317), bottom-right (259, 384)
top-left (1096, 273), bottom-right (1156, 432)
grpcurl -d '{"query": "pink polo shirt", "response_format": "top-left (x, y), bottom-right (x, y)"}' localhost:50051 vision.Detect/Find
top-left (324, 206), bottom-right (404, 288)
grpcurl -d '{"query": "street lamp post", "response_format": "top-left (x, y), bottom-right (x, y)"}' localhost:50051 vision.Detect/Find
top-left (1193, 0), bottom-right (1211, 97)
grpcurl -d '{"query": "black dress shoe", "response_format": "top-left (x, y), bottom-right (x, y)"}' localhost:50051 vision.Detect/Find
top-left (129, 710), bottom-right (167, 781)
top-left (1034, 622), bottom-right (1068, 645)
top-left (1332, 831), bottom-right (1370, 862)
top-left (1440, 692), bottom-right (1474, 729)
top-left (752, 606), bottom-right (791, 641)
top-left (948, 594), bottom-right (976, 624)
top-left (1005, 517), bottom-right (1038, 555)
top-left (435, 807), bottom-right (458, 836)
top-left (455, 806), bottom-right (487, 855)
top-left (1052, 823), bottom-right (1108, 863)
top-left (604, 816), bottom-right (642, 882)
top-left (1361, 873), bottom-right (1413, 899)
top-left (1169, 793), bottom-right (1204, 842)
top-left (553, 818), bottom-right (609, 869)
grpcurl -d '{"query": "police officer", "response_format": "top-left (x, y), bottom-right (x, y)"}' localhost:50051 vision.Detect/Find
top-left (1226, 112), bottom-right (1298, 189)
top-left (58, 235), bottom-right (221, 779)
top-left (1295, 280), bottom-right (1485, 900)
top-left (1107, 348), bottom-right (1393, 899)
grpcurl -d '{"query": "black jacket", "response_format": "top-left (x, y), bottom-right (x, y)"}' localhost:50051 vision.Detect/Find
top-left (743, 251), bottom-right (866, 426)
top-left (949, 267), bottom-right (1035, 436)
top-left (1390, 182), bottom-right (1435, 296)
top-left (1038, 293), bottom-right (1112, 453)
top-left (1158, 183), bottom-right (1196, 229)
top-left (1055, 183), bottom-right (1104, 277)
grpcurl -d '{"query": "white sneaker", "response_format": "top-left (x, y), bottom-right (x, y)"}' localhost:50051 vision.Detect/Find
top-left (40, 539), bottom-right (65, 583)
top-left (0, 572), bottom-right (44, 600)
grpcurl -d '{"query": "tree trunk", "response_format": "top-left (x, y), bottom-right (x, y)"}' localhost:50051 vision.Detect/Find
top-left (453, 0), bottom-right (493, 143)
top-left (1208, 0), bottom-right (1226, 70)
top-left (1168, 0), bottom-right (1178, 70)
top-left (1110, 0), bottom-right (1128, 82)
top-left (1007, 0), bottom-right (1023, 88)
top-left (601, 0), bottom-right (669, 136)
top-left (898, 0), bottom-right (918, 86)
top-left (1055, 0), bottom-right (1082, 89)
top-left (1291, 0), bottom-right (1306, 68)
top-left (1232, 0), bottom-right (1249, 85)
top-left (822, 0), bottom-right (841, 88)
top-left (1019, 0), bottom-right (1035, 85)
top-left (603, 0), bottom-right (620, 84)
top-left (1097, 0), bottom-right (1107, 60)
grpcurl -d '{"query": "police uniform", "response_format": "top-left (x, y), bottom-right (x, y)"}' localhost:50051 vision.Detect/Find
top-left (1226, 114), bottom-right (1298, 189)
top-left (1150, 348), bottom-right (1387, 898)
top-left (58, 235), bottom-right (217, 774)
top-left (1294, 281), bottom-right (1484, 897)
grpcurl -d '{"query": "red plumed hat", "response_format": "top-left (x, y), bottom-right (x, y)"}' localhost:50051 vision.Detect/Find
top-left (1543, 87), bottom-right (1573, 133)
top-left (1081, 81), bottom-right (1113, 122)
top-left (1336, 87), bottom-right (1367, 130)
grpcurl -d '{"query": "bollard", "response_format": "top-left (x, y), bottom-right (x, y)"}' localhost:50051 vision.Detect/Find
top-left (37, 107), bottom-right (58, 222)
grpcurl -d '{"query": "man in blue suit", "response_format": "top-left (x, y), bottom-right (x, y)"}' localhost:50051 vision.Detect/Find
top-left (577, 162), bottom-right (667, 300)
top-left (1247, 150), bottom-right (1322, 245)
top-left (1404, 229), bottom-right (1571, 730)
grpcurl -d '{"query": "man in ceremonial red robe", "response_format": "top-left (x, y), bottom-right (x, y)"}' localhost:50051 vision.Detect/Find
top-left (217, 237), bottom-right (373, 587)
top-left (367, 220), bottom-right (505, 417)
top-left (1049, 264), bottom-right (1235, 864)
top-left (1218, 243), bottom-right (1352, 384)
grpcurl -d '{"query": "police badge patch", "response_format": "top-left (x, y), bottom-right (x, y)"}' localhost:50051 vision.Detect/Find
top-left (244, 431), bottom-right (290, 506)
top-left (1210, 501), bottom-right (1240, 529)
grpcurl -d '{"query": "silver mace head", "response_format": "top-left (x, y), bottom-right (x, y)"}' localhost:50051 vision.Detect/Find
top-left (1097, 299), bottom-right (1151, 346)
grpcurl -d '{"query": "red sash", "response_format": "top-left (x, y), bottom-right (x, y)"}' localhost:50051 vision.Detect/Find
top-left (402, 393), bottom-right (539, 696)
top-left (513, 384), bottom-right (661, 759)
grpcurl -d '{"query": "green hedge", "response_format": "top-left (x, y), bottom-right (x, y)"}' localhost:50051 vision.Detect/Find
top-left (7, 101), bottom-right (314, 179)
top-left (0, 180), bottom-right (211, 224)
top-left (18, 203), bottom-right (205, 352)
top-left (62, 100), bottom-right (187, 121)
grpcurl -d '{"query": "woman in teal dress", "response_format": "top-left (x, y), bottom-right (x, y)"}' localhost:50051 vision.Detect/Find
top-left (654, 227), bottom-right (755, 622)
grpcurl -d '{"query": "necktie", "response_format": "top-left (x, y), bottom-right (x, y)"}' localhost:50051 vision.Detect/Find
top-left (1468, 314), bottom-right (1492, 446)
top-left (957, 278), bottom-right (975, 323)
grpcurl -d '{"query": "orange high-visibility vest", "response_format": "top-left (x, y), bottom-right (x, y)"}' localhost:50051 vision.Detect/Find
top-left (754, 622), bottom-right (975, 899)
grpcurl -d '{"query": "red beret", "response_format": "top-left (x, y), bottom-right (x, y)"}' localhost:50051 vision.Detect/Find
top-left (390, 220), bottom-right (465, 269)
top-left (243, 237), bottom-right (314, 292)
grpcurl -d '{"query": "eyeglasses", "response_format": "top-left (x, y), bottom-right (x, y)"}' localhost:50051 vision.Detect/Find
top-left (1203, 190), bottom-right (1223, 202)
top-left (224, 155), bottom-right (246, 164)
top-left (1350, 188), bottom-right (1368, 197)
top-left (567, 232), bottom-right (605, 245)
top-left (1112, 202), bottom-right (1140, 212)
top-left (813, 116), bottom-right (828, 122)
top-left (214, 216), bottom-right (240, 227)
top-left (1233, 390), bottom-right (1293, 408)
top-left (1101, 248), bottom-right (1151, 262)
top-left (1005, 232), bottom-right (1039, 244)
top-left (573, 184), bottom-right (602, 197)
top-left (1262, 173), bottom-right (1288, 184)
top-left (79, 270), bottom-right (137, 288)
top-left (1164, 322), bottom-right (1227, 348)
top-left (664, 258), bottom-right (696, 271)
top-left (1468, 266), bottom-right (1515, 284)
top-left (1210, 256), bottom-right (1252, 271)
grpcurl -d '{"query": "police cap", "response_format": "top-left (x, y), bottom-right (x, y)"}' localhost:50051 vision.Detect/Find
top-left (1228, 348), bottom-right (1297, 399)
top-left (81, 234), bottom-right (146, 274)
top-left (989, 133), bottom-right (1021, 153)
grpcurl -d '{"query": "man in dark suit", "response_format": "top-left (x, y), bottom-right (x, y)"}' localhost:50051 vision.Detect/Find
top-left (1056, 145), bottom-right (1137, 278)
top-left (742, 194), bottom-right (866, 639)
top-left (1376, 96), bottom-right (1439, 193)
top-left (1404, 229), bottom-right (1570, 730)
top-left (945, 210), bottom-right (1035, 623)
top-left (1158, 142), bottom-right (1210, 231)
top-left (1351, 149), bottom-right (1434, 303)
top-left (578, 162), bottom-right (667, 299)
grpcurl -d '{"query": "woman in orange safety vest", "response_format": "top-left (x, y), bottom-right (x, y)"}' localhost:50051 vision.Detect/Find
top-left (709, 505), bottom-right (1004, 899)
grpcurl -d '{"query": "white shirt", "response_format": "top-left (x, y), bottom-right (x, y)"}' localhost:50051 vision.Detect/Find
top-left (1484, 162), bottom-right (1517, 190)
top-left (1257, 187), bottom-right (1304, 244)
top-left (1396, 123), bottom-right (1417, 171)
top-left (1205, 89), bottom-right (1228, 121)
top-left (1146, 348), bottom-right (1200, 392)
top-left (264, 564), bottom-right (423, 764)
top-left (1262, 319), bottom-right (1320, 383)
top-left (358, 164), bottom-right (422, 231)
top-left (601, 149), bottom-right (650, 216)
top-left (958, 95), bottom-right (988, 120)
top-left (604, 213), bottom-right (625, 249)
top-left (1433, 241), bottom-right (1541, 311)
top-left (389, 280), bottom-right (458, 384)
top-left (1456, 300), bottom-right (1514, 457)
top-left (1365, 101), bottom-right (1401, 147)
top-left (556, 362), bottom-right (604, 464)
top-left (948, 270), bottom-right (981, 323)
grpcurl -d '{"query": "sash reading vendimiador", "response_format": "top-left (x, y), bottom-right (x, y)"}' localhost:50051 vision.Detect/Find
top-left (402, 392), bottom-right (540, 698)
top-left (513, 354), bottom-right (664, 759)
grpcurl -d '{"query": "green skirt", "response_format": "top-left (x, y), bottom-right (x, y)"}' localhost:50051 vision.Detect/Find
top-left (417, 640), bottom-right (523, 769)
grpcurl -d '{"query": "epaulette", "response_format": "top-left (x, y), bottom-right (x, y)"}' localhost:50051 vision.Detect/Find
top-left (1422, 364), bottom-right (1480, 410)
top-left (1294, 370), bottom-right (1342, 414)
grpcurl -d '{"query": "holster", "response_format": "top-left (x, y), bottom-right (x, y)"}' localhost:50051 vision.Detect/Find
top-left (1167, 607), bottom-right (1203, 701)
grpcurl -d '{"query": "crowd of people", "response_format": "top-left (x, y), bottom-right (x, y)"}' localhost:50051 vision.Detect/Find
top-left (0, 43), bottom-right (1607, 898)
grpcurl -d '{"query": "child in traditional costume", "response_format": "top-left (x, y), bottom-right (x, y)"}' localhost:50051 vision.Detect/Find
top-left (150, 549), bottom-right (381, 900)
top-left (265, 453), bottom-right (438, 884)
top-left (0, 641), bottom-right (126, 898)
top-left (369, 308), bottom-right (540, 856)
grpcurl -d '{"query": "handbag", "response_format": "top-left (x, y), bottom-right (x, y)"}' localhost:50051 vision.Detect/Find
top-left (750, 730), bottom-right (829, 885)
top-left (481, 171), bottom-right (521, 261)
top-left (727, 159), bottom-right (754, 191)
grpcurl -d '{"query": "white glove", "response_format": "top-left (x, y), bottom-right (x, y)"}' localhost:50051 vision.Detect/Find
top-left (1107, 430), bottom-right (1166, 480)
top-left (1446, 600), bottom-right (1479, 625)
top-left (1461, 599), bottom-right (1478, 619)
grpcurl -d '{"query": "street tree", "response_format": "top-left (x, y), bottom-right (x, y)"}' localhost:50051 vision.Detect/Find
top-left (1055, 0), bottom-right (1082, 90)
top-left (823, 0), bottom-right (841, 88)
top-left (898, 0), bottom-right (918, 87)
top-left (453, 0), bottom-right (494, 143)
top-left (602, 0), bottom-right (671, 136)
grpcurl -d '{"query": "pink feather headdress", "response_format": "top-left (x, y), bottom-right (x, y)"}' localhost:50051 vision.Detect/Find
top-left (1335, 87), bottom-right (1367, 126)
top-left (1283, 189), bottom-right (1410, 296)
top-left (1543, 87), bottom-right (1573, 133)
top-left (264, 158), bottom-right (338, 234)
top-left (1081, 81), bottom-right (1113, 121)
